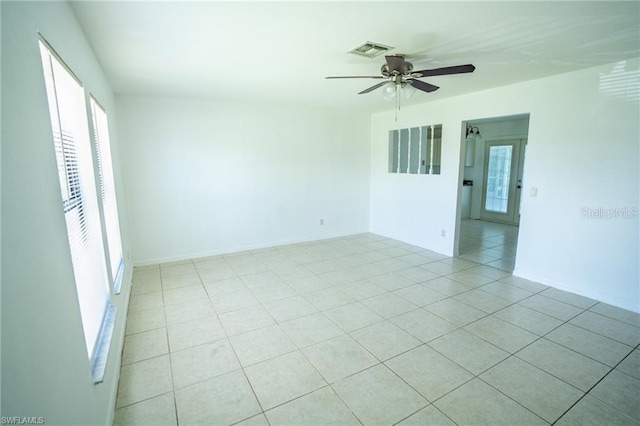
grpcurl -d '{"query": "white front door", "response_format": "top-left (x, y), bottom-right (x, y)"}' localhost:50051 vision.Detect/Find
top-left (480, 139), bottom-right (526, 224)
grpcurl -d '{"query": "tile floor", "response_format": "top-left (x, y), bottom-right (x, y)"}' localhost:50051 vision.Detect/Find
top-left (458, 219), bottom-right (519, 272)
top-left (114, 233), bottom-right (640, 425)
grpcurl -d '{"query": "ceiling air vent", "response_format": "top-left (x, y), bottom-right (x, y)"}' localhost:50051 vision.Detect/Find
top-left (347, 41), bottom-right (394, 58)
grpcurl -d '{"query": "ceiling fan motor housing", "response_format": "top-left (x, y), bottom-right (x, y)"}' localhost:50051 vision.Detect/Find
top-left (381, 60), bottom-right (414, 77)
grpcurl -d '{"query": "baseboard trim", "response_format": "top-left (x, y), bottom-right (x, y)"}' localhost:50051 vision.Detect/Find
top-left (132, 230), bottom-right (372, 267)
top-left (513, 268), bottom-right (640, 314)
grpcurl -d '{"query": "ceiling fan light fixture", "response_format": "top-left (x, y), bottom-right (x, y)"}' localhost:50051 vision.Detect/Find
top-left (348, 41), bottom-right (394, 58)
top-left (382, 82), bottom-right (397, 101)
top-left (401, 82), bottom-right (417, 99)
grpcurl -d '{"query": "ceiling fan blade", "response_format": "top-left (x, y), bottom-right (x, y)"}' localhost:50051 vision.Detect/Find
top-left (407, 79), bottom-right (439, 93)
top-left (358, 81), bottom-right (389, 94)
top-left (411, 64), bottom-right (476, 78)
top-left (326, 76), bottom-right (384, 79)
top-left (385, 55), bottom-right (405, 74)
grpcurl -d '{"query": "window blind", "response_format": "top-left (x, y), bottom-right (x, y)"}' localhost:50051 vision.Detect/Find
top-left (90, 97), bottom-right (124, 292)
top-left (39, 40), bottom-right (111, 361)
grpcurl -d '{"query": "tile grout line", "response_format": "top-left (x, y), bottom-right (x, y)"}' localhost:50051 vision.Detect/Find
top-left (163, 263), bottom-right (179, 426)
top-left (394, 283), bottom-right (585, 424)
top-left (467, 302), bottom-right (639, 425)
top-left (550, 341), bottom-right (640, 425)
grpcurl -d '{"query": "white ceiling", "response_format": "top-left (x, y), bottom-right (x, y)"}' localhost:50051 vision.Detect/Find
top-left (70, 1), bottom-right (640, 113)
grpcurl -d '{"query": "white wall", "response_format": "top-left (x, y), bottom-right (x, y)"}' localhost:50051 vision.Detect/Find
top-left (117, 96), bottom-right (371, 264)
top-left (370, 59), bottom-right (639, 312)
top-left (1, 2), bottom-right (132, 423)
top-left (370, 107), bottom-right (476, 255)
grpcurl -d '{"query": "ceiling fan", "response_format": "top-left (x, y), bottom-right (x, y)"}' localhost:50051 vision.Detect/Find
top-left (326, 54), bottom-right (475, 96)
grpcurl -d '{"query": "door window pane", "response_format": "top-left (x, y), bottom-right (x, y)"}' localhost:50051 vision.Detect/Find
top-left (485, 145), bottom-right (513, 213)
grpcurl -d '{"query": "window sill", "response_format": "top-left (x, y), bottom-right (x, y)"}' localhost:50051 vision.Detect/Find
top-left (91, 303), bottom-right (117, 384)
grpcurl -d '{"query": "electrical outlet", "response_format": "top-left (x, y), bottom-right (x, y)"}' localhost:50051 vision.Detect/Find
top-left (441, 229), bottom-right (446, 237)
top-left (320, 219), bottom-right (324, 225)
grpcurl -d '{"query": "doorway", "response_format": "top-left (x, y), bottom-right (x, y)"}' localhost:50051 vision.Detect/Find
top-left (456, 114), bottom-right (530, 272)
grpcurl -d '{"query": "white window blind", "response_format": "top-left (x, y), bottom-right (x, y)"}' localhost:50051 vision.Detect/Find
top-left (39, 40), bottom-right (112, 363)
top-left (90, 97), bottom-right (124, 292)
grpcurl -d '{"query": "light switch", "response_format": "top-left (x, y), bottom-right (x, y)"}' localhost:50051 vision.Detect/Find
top-left (530, 187), bottom-right (538, 197)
